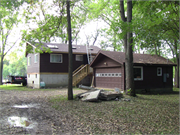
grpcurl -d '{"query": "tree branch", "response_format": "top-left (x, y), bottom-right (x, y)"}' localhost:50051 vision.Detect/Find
top-left (119, 0), bottom-right (127, 22)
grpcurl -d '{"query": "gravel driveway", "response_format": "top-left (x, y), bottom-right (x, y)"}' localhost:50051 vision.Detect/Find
top-left (0, 89), bottom-right (86, 135)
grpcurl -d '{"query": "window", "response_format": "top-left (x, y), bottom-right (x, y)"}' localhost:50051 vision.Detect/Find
top-left (28, 74), bottom-right (30, 78)
top-left (28, 57), bottom-right (31, 66)
top-left (50, 54), bottom-right (62, 63)
top-left (96, 73), bottom-right (122, 77)
top-left (34, 54), bottom-right (38, 63)
top-left (35, 74), bottom-right (37, 78)
top-left (76, 55), bottom-right (83, 61)
top-left (157, 67), bottom-right (162, 76)
top-left (47, 45), bottom-right (58, 49)
top-left (134, 66), bottom-right (143, 80)
top-left (96, 73), bottom-right (100, 77)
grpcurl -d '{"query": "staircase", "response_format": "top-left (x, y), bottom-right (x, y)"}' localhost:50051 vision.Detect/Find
top-left (73, 64), bottom-right (92, 87)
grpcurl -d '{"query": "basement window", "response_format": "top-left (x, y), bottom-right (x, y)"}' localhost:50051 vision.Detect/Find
top-left (134, 66), bottom-right (143, 80)
top-left (157, 67), bottom-right (162, 76)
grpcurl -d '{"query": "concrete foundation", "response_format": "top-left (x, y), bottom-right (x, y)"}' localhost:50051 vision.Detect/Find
top-left (27, 73), bottom-right (40, 88)
top-left (40, 73), bottom-right (68, 88)
top-left (27, 73), bottom-right (92, 89)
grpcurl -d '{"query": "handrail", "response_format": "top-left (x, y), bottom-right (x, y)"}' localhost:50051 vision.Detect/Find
top-left (73, 64), bottom-right (93, 86)
top-left (73, 64), bottom-right (89, 77)
top-left (73, 64), bottom-right (84, 74)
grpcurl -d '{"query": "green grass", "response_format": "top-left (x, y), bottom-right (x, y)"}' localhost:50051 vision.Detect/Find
top-left (0, 84), bottom-right (32, 91)
top-left (49, 89), bottom-right (179, 134)
top-left (0, 84), bottom-right (55, 91)
top-left (0, 84), bottom-right (84, 91)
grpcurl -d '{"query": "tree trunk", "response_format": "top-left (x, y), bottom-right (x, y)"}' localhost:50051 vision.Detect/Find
top-left (174, 40), bottom-right (179, 88)
top-left (179, 53), bottom-right (180, 88)
top-left (175, 56), bottom-right (179, 88)
top-left (120, 0), bottom-right (135, 96)
top-left (127, 0), bottom-right (135, 96)
top-left (0, 56), bottom-right (3, 85)
top-left (66, 0), bottom-right (73, 100)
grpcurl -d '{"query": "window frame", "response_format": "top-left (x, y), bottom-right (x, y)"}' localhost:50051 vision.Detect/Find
top-left (34, 54), bottom-right (38, 63)
top-left (28, 56), bottom-right (31, 66)
top-left (76, 55), bottom-right (83, 61)
top-left (157, 67), bottom-right (162, 76)
top-left (50, 54), bottom-right (63, 63)
top-left (134, 66), bottom-right (143, 81)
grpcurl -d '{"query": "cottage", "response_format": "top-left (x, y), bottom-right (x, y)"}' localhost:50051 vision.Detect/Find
top-left (26, 42), bottom-right (100, 88)
top-left (90, 50), bottom-right (176, 93)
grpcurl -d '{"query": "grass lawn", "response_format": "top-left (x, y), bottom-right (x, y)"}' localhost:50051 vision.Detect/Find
top-left (0, 84), bottom-right (81, 91)
top-left (49, 88), bottom-right (179, 134)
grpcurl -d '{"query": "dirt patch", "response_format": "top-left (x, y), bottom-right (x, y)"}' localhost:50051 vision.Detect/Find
top-left (0, 89), bottom-right (86, 134)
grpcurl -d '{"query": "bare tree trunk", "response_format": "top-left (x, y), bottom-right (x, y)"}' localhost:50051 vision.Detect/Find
top-left (127, 0), bottom-right (135, 96)
top-left (66, 0), bottom-right (73, 100)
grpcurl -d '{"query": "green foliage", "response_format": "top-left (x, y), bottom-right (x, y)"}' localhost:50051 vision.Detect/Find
top-left (132, 1), bottom-right (179, 56)
top-left (3, 50), bottom-right (27, 79)
top-left (22, 0), bottom-right (89, 45)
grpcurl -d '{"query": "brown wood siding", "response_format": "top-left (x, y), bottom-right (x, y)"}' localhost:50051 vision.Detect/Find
top-left (95, 67), bottom-right (122, 89)
top-left (40, 53), bottom-right (89, 73)
top-left (134, 65), bottom-right (173, 89)
top-left (93, 56), bottom-right (122, 68)
top-left (27, 53), bottom-right (40, 73)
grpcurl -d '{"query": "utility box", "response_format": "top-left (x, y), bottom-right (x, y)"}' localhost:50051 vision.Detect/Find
top-left (40, 82), bottom-right (45, 88)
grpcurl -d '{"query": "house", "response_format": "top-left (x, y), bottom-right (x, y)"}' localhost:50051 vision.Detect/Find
top-left (90, 50), bottom-right (176, 93)
top-left (25, 42), bottom-right (100, 88)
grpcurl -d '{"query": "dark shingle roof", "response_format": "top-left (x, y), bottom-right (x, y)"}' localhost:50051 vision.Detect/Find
top-left (91, 50), bottom-right (176, 66)
top-left (27, 42), bottom-right (100, 55)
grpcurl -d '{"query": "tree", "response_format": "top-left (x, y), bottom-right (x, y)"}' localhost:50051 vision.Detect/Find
top-left (3, 50), bottom-right (27, 78)
top-left (22, 0), bottom-right (88, 44)
top-left (66, 0), bottom-right (73, 100)
top-left (132, 1), bottom-right (179, 87)
top-left (119, 0), bottom-right (135, 96)
top-left (0, 2), bottom-right (23, 84)
top-left (22, 0), bottom-right (90, 99)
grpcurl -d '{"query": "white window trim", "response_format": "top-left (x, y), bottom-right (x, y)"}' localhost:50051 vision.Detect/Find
top-left (76, 55), bottom-right (83, 61)
top-left (134, 66), bottom-right (143, 81)
top-left (28, 56), bottom-right (31, 66)
top-left (34, 54), bottom-right (38, 63)
top-left (50, 54), bottom-right (63, 63)
top-left (157, 67), bottom-right (162, 76)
